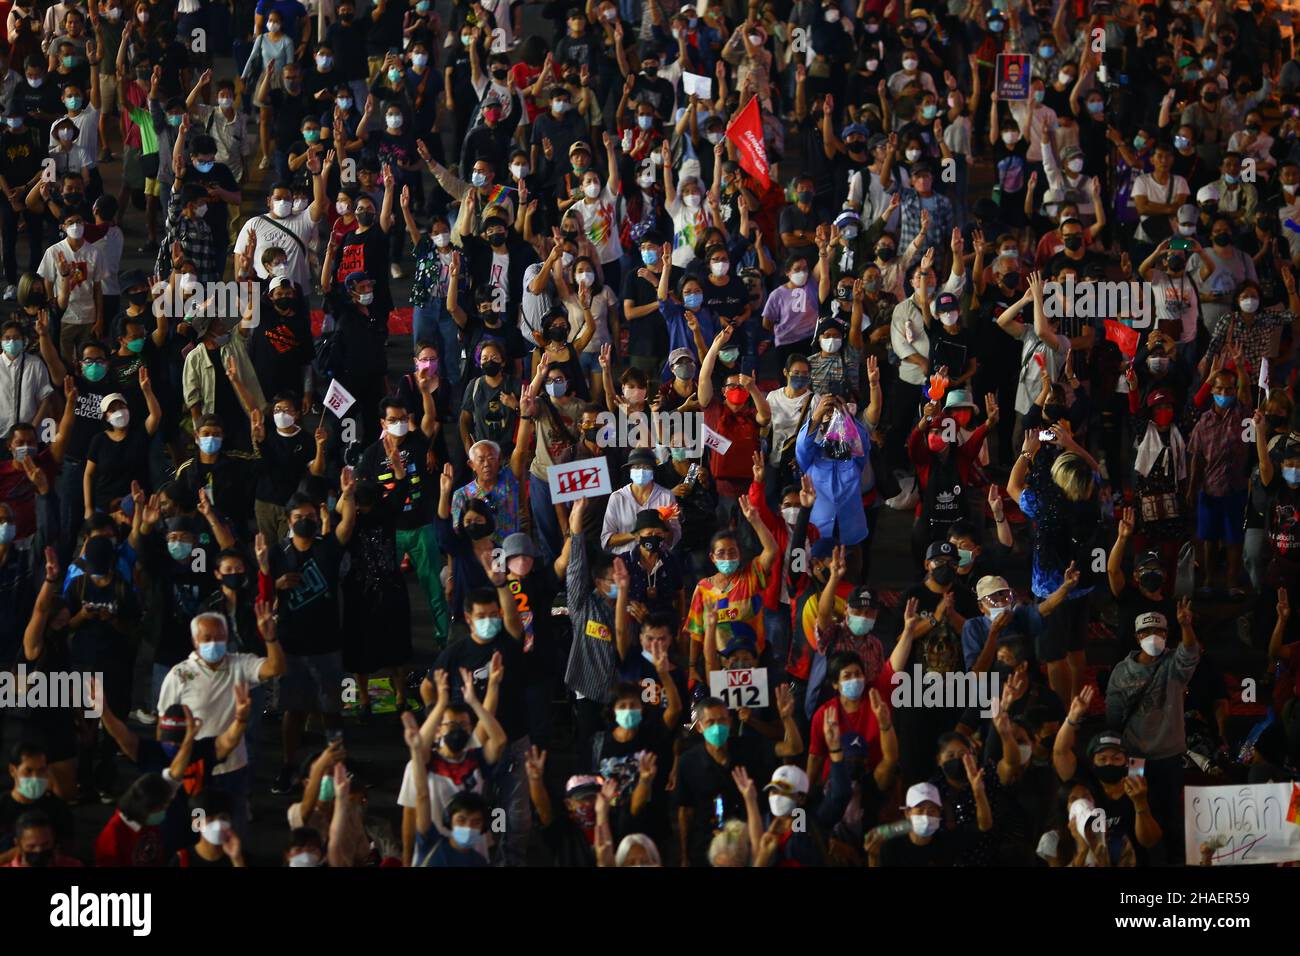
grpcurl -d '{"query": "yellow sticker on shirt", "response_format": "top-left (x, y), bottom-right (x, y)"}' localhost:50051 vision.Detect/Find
top-left (715, 605), bottom-right (741, 623)
top-left (585, 619), bottom-right (612, 642)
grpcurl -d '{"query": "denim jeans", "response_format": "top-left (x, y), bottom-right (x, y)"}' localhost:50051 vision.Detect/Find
top-left (210, 765), bottom-right (252, 842)
top-left (494, 736), bottom-right (532, 866)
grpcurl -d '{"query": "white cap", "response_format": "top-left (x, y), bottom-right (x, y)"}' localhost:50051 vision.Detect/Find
top-left (1196, 183), bottom-right (1221, 204)
top-left (99, 392), bottom-right (127, 415)
top-left (905, 782), bottom-right (943, 809)
top-left (764, 765), bottom-right (809, 796)
top-left (269, 275), bottom-right (293, 291)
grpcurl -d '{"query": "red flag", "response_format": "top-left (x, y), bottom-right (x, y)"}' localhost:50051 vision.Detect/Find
top-left (1104, 319), bottom-right (1139, 358)
top-left (725, 96), bottom-right (771, 192)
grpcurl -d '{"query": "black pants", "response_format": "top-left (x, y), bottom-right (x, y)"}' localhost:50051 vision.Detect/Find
top-left (572, 697), bottom-right (607, 772)
top-left (0, 201), bottom-right (42, 284)
top-left (887, 377), bottom-right (923, 477)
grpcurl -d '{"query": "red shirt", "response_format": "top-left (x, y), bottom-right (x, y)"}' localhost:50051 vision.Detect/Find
top-left (703, 400), bottom-right (760, 495)
top-left (0, 449), bottom-right (55, 539)
top-left (808, 660), bottom-right (895, 784)
top-left (94, 811), bottom-right (166, 867)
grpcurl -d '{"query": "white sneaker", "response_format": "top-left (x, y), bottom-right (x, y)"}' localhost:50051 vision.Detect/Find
top-left (390, 263), bottom-right (403, 279)
top-left (130, 708), bottom-right (157, 725)
top-left (886, 476), bottom-right (919, 511)
top-left (2, 285), bottom-right (13, 301)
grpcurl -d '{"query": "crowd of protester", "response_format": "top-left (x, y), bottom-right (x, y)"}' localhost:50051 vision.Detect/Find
top-left (1, 0), bottom-right (1300, 870)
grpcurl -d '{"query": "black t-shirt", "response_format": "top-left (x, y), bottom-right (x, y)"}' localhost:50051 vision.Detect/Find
top-left (272, 536), bottom-right (345, 654)
top-left (250, 299), bottom-right (314, 400)
top-left (138, 535), bottom-right (218, 668)
top-left (335, 226), bottom-right (392, 308)
top-left (269, 90), bottom-right (311, 153)
top-left (538, 813), bottom-right (597, 867)
top-left (900, 582), bottom-right (980, 676)
top-left (365, 0), bottom-right (405, 55)
top-left (0, 127), bottom-right (42, 185)
top-left (66, 372), bottom-right (112, 461)
top-left (205, 345), bottom-right (242, 438)
top-left (702, 275), bottom-right (749, 323)
top-left (505, 569), bottom-right (559, 682)
top-left (106, 336), bottom-right (157, 427)
top-left (86, 426), bottom-right (151, 510)
top-left (355, 432), bottom-right (434, 530)
top-left (433, 633), bottom-right (528, 741)
top-left (673, 732), bottom-right (777, 866)
top-left (254, 427), bottom-right (315, 507)
top-left (620, 268), bottom-right (666, 357)
top-left (879, 829), bottom-right (970, 866)
top-left (176, 163), bottom-right (240, 245)
top-left (0, 791), bottom-right (75, 853)
top-left (929, 324), bottom-right (976, 381)
top-left (462, 373), bottom-right (519, 449)
top-left (137, 736), bottom-right (219, 853)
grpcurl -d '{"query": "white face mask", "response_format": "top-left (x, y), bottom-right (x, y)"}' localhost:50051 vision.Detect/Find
top-left (1002, 131), bottom-right (1019, 145)
top-left (561, 252), bottom-right (575, 267)
top-left (433, 232), bottom-right (451, 248)
top-left (386, 113), bottom-right (404, 129)
top-left (911, 814), bottom-right (941, 836)
top-left (637, 171), bottom-right (655, 189)
top-left (272, 199), bottom-right (293, 217)
top-left (1140, 634), bottom-right (1167, 656)
top-left (1239, 298), bottom-right (1260, 314)
top-left (288, 851), bottom-right (321, 867)
top-left (292, 198), bottom-right (308, 214)
top-left (820, 336), bottom-right (842, 353)
top-left (939, 311), bottom-right (959, 327)
top-left (1058, 70), bottom-right (1074, 86)
top-left (267, 20), bottom-right (282, 32)
top-left (1017, 743), bottom-right (1033, 764)
top-left (511, 163), bottom-right (528, 179)
top-left (576, 271), bottom-right (595, 286)
top-left (1067, 158), bottom-right (1085, 173)
top-left (583, 182), bottom-right (601, 198)
top-left (358, 291), bottom-right (374, 305)
top-left (905, 148), bottom-right (922, 162)
top-left (710, 261), bottom-right (728, 277)
top-left (781, 506), bottom-right (800, 525)
top-left (903, 58), bottom-right (919, 71)
top-left (788, 271), bottom-right (808, 287)
top-left (683, 193), bottom-right (702, 208)
top-left (769, 793), bottom-right (796, 817)
top-left (866, 58), bottom-right (880, 72)
top-left (336, 200), bottom-right (350, 216)
top-left (201, 819), bottom-right (230, 845)
top-left (218, 96), bottom-right (233, 109)
top-left (273, 411), bottom-right (297, 431)
top-left (387, 420), bottom-right (410, 437)
top-left (108, 409), bottom-right (129, 428)
top-left (623, 387), bottom-right (646, 404)
top-left (1177, 223), bottom-right (1197, 236)
top-left (64, 222), bottom-right (84, 239)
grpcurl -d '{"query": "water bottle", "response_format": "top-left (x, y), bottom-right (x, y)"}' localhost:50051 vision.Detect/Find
top-left (870, 820), bottom-right (913, 840)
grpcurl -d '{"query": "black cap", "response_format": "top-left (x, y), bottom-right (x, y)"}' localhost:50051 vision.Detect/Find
top-left (633, 509), bottom-right (667, 532)
top-left (626, 448), bottom-right (657, 469)
top-left (925, 540), bottom-right (957, 562)
top-left (120, 268), bottom-right (149, 291)
top-left (847, 585), bottom-right (878, 610)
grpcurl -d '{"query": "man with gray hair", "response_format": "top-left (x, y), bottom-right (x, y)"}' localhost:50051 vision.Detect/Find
top-left (156, 601), bottom-right (285, 838)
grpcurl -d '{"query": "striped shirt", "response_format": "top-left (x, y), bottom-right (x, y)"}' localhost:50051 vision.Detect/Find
top-left (563, 533), bottom-right (619, 703)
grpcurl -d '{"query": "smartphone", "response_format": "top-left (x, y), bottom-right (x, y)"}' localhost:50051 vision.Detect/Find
top-left (1170, 237), bottom-right (1192, 251)
top-left (1127, 756), bottom-right (1146, 778)
top-left (1039, 430), bottom-right (1055, 441)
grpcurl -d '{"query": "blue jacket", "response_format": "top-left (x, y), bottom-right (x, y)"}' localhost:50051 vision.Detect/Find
top-left (795, 418), bottom-right (869, 546)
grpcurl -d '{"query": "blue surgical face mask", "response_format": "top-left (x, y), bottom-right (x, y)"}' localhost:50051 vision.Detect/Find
top-left (471, 171), bottom-right (487, 187)
top-left (957, 548), bottom-right (974, 569)
top-left (922, 104), bottom-right (938, 119)
top-left (718, 347), bottom-right (739, 363)
top-left (614, 708), bottom-right (643, 729)
top-left (146, 810), bottom-right (167, 826)
top-left (197, 640), bottom-right (227, 663)
top-left (670, 447), bottom-right (688, 460)
top-left (839, 677), bottom-right (865, 700)
top-left (637, 114), bottom-right (654, 130)
top-left (715, 557), bottom-right (740, 575)
top-left (1087, 100), bottom-right (1104, 114)
top-left (194, 160), bottom-right (214, 173)
top-left (672, 364), bottom-right (694, 381)
top-left (630, 467), bottom-right (654, 486)
top-left (1174, 135), bottom-right (1190, 150)
top-left (683, 292), bottom-right (704, 310)
top-left (703, 723), bottom-right (729, 747)
top-left (452, 825), bottom-right (477, 847)
top-left (0, 522), bottom-right (16, 545)
top-left (788, 374), bottom-right (810, 391)
top-left (604, 582), bottom-right (619, 600)
top-left (846, 614), bottom-right (875, 636)
top-left (167, 539), bottom-right (194, 561)
top-left (641, 247), bottom-right (659, 266)
top-left (474, 616), bottom-right (503, 639)
top-left (545, 381), bottom-right (567, 398)
top-left (1285, 467), bottom-right (1300, 485)
top-left (197, 435), bottom-right (223, 455)
top-left (1212, 393), bottom-right (1235, 409)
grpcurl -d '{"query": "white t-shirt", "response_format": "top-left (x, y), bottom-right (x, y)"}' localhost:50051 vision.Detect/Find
top-left (765, 386), bottom-right (818, 465)
top-left (235, 209), bottom-right (318, 290)
top-left (48, 106), bottom-right (101, 163)
top-left (38, 238), bottom-right (103, 325)
top-left (1131, 173), bottom-right (1189, 241)
top-left (666, 193), bottom-right (711, 269)
top-left (1150, 269), bottom-right (1199, 344)
top-left (563, 285), bottom-right (617, 354)
top-left (573, 185), bottom-right (623, 265)
top-left (157, 651), bottom-right (266, 775)
top-left (91, 225), bottom-right (124, 295)
top-left (395, 743), bottom-right (492, 860)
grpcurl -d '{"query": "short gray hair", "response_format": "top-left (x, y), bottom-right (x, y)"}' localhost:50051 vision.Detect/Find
top-left (190, 612), bottom-right (229, 642)
top-left (706, 819), bottom-right (750, 867)
top-left (615, 833), bottom-right (661, 867)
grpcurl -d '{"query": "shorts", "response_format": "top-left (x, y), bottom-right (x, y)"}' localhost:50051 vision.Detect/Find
top-left (123, 146), bottom-right (146, 191)
top-left (1197, 490), bottom-right (1247, 544)
top-left (579, 350), bottom-right (603, 376)
top-left (1037, 593), bottom-right (1089, 663)
top-left (99, 73), bottom-right (118, 116)
top-left (279, 651), bottom-right (345, 714)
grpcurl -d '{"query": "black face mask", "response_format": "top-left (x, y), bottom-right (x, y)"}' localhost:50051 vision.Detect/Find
top-left (24, 849), bottom-right (54, 867)
top-left (442, 725), bottom-right (471, 752)
top-left (221, 572), bottom-right (248, 591)
top-left (582, 426), bottom-right (599, 440)
top-left (1094, 763), bottom-right (1127, 784)
top-left (273, 298), bottom-right (295, 312)
top-left (545, 325), bottom-right (569, 342)
top-left (1137, 570), bottom-right (1164, 593)
top-left (941, 757), bottom-right (965, 781)
top-left (561, 229), bottom-right (579, 243)
top-left (486, 232), bottom-right (507, 247)
top-left (1203, 91), bottom-right (1219, 104)
top-left (1166, 254), bottom-right (1185, 272)
top-left (62, 192), bottom-right (83, 206)
top-left (1062, 234), bottom-right (1084, 251)
top-left (480, 359), bottom-right (503, 377)
top-left (930, 563), bottom-right (955, 586)
top-left (876, 246), bottom-right (896, 261)
top-left (125, 289), bottom-right (148, 306)
top-left (491, 68), bottom-right (509, 81)
top-left (291, 517), bottom-right (318, 538)
top-left (1002, 271), bottom-right (1021, 287)
top-left (1212, 233), bottom-right (1231, 247)
top-left (355, 209), bottom-right (376, 228)
top-left (464, 520), bottom-right (494, 540)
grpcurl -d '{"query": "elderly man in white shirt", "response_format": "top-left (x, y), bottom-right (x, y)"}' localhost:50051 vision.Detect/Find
top-left (0, 320), bottom-right (53, 436)
top-left (157, 607), bottom-right (285, 834)
top-left (600, 447), bottom-right (682, 555)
